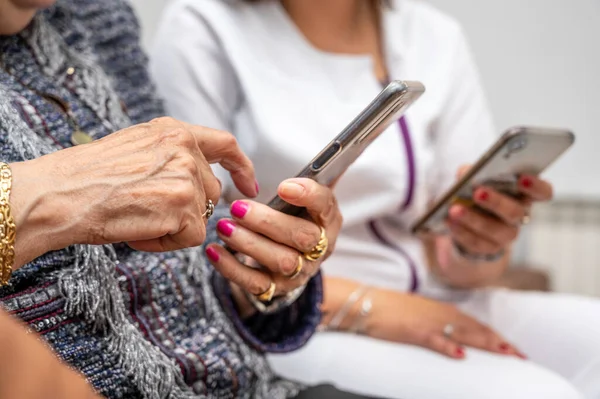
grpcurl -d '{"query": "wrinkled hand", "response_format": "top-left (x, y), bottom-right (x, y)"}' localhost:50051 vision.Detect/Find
top-left (11, 117), bottom-right (257, 264)
top-left (205, 178), bottom-right (343, 300)
top-left (446, 165), bottom-right (553, 256)
top-left (368, 289), bottom-right (526, 359)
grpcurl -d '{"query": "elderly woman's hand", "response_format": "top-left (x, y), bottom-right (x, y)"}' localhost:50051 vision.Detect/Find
top-left (446, 165), bottom-right (552, 257)
top-left (10, 117), bottom-right (257, 267)
top-left (205, 178), bottom-right (342, 307)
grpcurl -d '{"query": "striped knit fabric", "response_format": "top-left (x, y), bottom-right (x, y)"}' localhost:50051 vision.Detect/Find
top-left (0, 1), bottom-right (322, 398)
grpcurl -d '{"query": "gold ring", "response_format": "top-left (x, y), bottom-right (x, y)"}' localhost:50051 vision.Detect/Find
top-left (255, 281), bottom-right (276, 302)
top-left (304, 226), bottom-right (328, 262)
top-left (288, 255), bottom-right (303, 280)
top-left (202, 199), bottom-right (215, 220)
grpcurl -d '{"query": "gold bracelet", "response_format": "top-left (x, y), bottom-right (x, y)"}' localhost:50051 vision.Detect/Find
top-left (0, 163), bottom-right (16, 286)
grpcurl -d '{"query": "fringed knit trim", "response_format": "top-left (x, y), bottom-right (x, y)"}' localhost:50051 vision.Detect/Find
top-left (0, 15), bottom-right (198, 398)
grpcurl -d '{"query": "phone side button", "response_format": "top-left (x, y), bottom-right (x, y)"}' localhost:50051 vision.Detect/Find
top-left (311, 142), bottom-right (341, 171)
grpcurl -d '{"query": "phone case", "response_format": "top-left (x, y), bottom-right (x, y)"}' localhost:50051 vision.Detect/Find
top-left (411, 126), bottom-right (575, 235)
top-left (268, 80), bottom-right (425, 217)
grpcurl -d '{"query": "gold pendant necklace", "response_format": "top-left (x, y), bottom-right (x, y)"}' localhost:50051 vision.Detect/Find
top-left (2, 63), bottom-right (94, 146)
top-left (70, 129), bottom-right (93, 146)
top-left (41, 91), bottom-right (94, 146)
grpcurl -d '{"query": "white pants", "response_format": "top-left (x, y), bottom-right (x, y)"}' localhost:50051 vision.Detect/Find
top-left (269, 289), bottom-right (600, 399)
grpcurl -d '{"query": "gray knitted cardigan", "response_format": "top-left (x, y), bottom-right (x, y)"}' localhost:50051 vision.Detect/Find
top-left (0, 1), bottom-right (322, 398)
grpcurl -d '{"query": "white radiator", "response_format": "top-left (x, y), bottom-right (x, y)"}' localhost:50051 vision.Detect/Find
top-left (524, 200), bottom-right (600, 297)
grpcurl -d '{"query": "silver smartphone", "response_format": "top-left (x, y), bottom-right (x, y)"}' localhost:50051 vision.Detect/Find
top-left (268, 80), bottom-right (425, 216)
top-left (411, 126), bottom-right (575, 235)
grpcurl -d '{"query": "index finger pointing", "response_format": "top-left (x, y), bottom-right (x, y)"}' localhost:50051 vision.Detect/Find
top-left (184, 122), bottom-right (257, 198)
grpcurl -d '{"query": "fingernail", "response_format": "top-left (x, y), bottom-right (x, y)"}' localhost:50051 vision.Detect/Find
top-left (476, 190), bottom-right (489, 202)
top-left (499, 343), bottom-right (511, 352)
top-left (517, 352), bottom-right (528, 360)
top-left (520, 176), bottom-right (533, 188)
top-left (231, 201), bottom-right (249, 219)
top-left (206, 247), bottom-right (220, 262)
top-left (255, 180), bottom-right (260, 195)
top-left (280, 182), bottom-right (304, 199)
top-left (450, 205), bottom-right (466, 220)
top-left (455, 347), bottom-right (465, 358)
top-left (217, 219), bottom-right (235, 237)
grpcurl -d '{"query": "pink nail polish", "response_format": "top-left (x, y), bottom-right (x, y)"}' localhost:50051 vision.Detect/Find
top-left (455, 347), bottom-right (465, 358)
top-left (231, 201), bottom-right (249, 219)
top-left (217, 219), bottom-right (235, 237)
top-left (206, 247), bottom-right (220, 262)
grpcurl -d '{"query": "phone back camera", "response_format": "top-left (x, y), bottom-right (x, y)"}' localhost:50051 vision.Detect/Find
top-left (504, 136), bottom-right (528, 158)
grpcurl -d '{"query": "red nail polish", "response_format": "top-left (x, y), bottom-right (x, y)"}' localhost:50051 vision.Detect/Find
top-left (217, 219), bottom-right (235, 237)
top-left (231, 201), bottom-right (249, 219)
top-left (455, 347), bottom-right (465, 358)
top-left (255, 180), bottom-right (260, 195)
top-left (499, 343), bottom-right (511, 352)
top-left (521, 177), bottom-right (533, 188)
top-left (206, 247), bottom-right (220, 262)
top-left (476, 190), bottom-right (489, 202)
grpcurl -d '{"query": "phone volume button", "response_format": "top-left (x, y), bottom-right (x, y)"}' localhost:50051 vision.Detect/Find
top-left (311, 142), bottom-right (341, 171)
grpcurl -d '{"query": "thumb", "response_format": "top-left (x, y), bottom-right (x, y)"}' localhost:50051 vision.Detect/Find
top-left (456, 164), bottom-right (471, 180)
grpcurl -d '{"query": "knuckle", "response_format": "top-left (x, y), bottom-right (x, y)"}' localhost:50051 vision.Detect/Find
top-left (291, 225), bottom-right (320, 252)
top-left (319, 194), bottom-right (337, 222)
top-left (177, 153), bottom-right (199, 175)
top-left (161, 216), bottom-right (181, 237)
top-left (248, 278), bottom-right (268, 296)
top-left (169, 180), bottom-right (196, 206)
top-left (149, 116), bottom-right (173, 125)
top-left (158, 127), bottom-right (195, 148)
top-left (423, 332), bottom-right (439, 348)
top-left (277, 251), bottom-right (298, 274)
top-left (221, 131), bottom-right (239, 148)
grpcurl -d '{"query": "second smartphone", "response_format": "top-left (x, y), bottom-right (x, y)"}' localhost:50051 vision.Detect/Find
top-left (411, 126), bottom-right (575, 235)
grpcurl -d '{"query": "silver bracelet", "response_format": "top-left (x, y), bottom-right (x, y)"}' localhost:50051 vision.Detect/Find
top-left (349, 294), bottom-right (373, 335)
top-left (325, 285), bottom-right (369, 331)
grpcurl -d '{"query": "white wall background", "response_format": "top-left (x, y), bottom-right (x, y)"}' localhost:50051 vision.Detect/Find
top-left (131, 0), bottom-right (600, 200)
